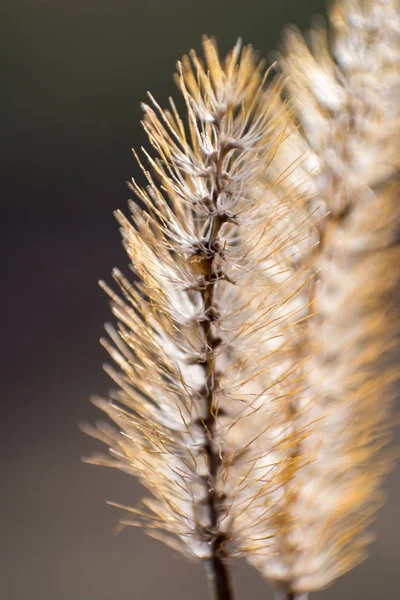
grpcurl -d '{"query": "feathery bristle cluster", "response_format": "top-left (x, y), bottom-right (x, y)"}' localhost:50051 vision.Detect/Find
top-left (84, 37), bottom-right (312, 575)
top-left (280, 0), bottom-right (400, 216)
top-left (246, 0), bottom-right (400, 593)
top-left (84, 1), bottom-right (400, 598)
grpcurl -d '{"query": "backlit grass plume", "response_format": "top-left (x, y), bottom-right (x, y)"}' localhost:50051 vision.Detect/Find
top-left (83, 38), bottom-right (313, 600)
top-left (83, 2), bottom-right (400, 600)
top-left (245, 0), bottom-right (400, 596)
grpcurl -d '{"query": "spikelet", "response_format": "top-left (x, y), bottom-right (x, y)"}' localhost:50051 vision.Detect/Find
top-left (83, 36), bottom-right (312, 589)
top-left (246, 0), bottom-right (400, 593)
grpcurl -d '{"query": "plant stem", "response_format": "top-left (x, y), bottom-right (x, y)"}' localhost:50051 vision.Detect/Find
top-left (198, 124), bottom-right (234, 600)
top-left (275, 591), bottom-right (308, 600)
top-left (205, 555), bottom-right (234, 600)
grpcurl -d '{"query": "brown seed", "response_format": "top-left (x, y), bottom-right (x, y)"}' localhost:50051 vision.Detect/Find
top-left (187, 252), bottom-right (214, 277)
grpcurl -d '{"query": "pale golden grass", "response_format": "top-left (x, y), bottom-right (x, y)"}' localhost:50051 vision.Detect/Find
top-left (83, 1), bottom-right (400, 599)
top-left (246, 0), bottom-right (400, 594)
top-left (83, 37), bottom-right (314, 599)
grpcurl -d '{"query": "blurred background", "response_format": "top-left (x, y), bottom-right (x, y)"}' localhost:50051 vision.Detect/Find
top-left (2, 1), bottom-right (399, 599)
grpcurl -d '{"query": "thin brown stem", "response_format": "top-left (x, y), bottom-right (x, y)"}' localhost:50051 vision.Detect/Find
top-left (197, 128), bottom-right (234, 600)
top-left (274, 591), bottom-right (308, 600)
top-left (205, 554), bottom-right (234, 600)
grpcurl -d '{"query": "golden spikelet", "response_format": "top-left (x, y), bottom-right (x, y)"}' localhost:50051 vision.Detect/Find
top-left (83, 2), bottom-right (400, 599)
top-left (245, 0), bottom-right (400, 594)
top-left (83, 36), bottom-right (313, 598)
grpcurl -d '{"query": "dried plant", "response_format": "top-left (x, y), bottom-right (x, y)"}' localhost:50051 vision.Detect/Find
top-left (83, 2), bottom-right (400, 600)
top-left (248, 1), bottom-right (400, 596)
top-left (83, 38), bottom-right (314, 599)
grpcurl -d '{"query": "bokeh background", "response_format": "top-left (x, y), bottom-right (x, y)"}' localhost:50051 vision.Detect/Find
top-left (2, 1), bottom-right (399, 599)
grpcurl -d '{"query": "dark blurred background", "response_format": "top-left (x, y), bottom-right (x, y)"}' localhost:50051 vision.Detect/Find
top-left (2, 1), bottom-right (399, 599)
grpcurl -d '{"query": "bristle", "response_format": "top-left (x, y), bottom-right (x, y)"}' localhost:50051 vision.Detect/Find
top-left (83, 4), bottom-right (399, 597)
top-left (84, 37), bottom-right (311, 579)
top-left (247, 0), bottom-right (400, 593)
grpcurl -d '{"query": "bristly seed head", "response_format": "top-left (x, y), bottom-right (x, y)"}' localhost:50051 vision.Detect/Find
top-left (84, 35), bottom-right (314, 568)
